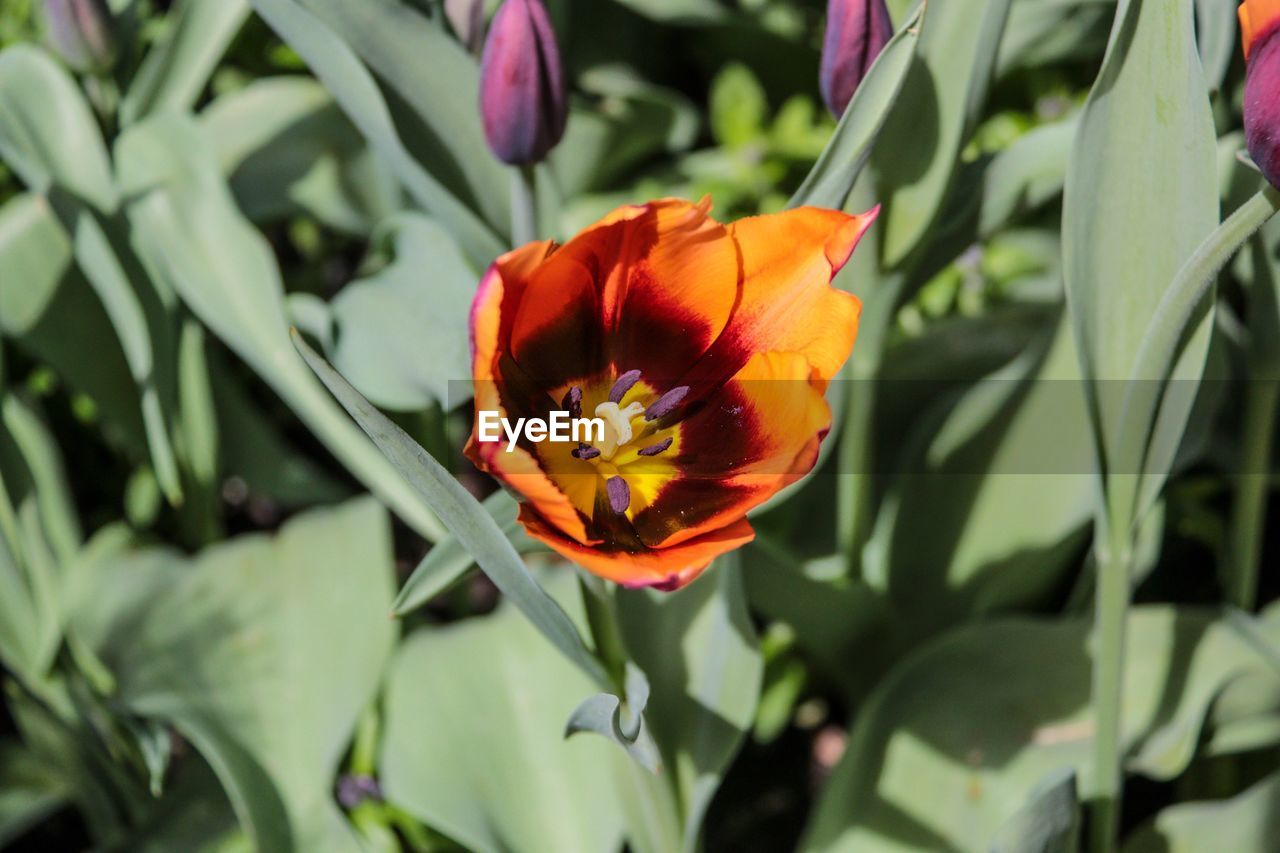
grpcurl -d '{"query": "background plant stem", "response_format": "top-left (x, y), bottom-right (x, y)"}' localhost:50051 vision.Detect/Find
top-left (511, 164), bottom-right (538, 247)
top-left (1090, 511), bottom-right (1132, 853)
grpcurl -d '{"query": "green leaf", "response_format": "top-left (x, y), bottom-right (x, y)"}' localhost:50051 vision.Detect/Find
top-left (0, 740), bottom-right (69, 848)
top-left (112, 112), bottom-right (447, 541)
top-left (1, 391), bottom-right (82, 563)
top-left (0, 47), bottom-right (182, 501)
top-left (0, 44), bottom-right (115, 211)
top-left (565, 662), bottom-right (661, 773)
top-left (200, 76), bottom-right (399, 234)
top-left (1062, 0), bottom-right (1219, 527)
top-left (874, 0), bottom-right (1014, 266)
top-left (379, 588), bottom-right (630, 853)
top-left (863, 315), bottom-right (1094, 643)
top-left (121, 0), bottom-right (250, 125)
top-left (391, 489), bottom-right (539, 618)
top-left (708, 63), bottom-right (767, 150)
top-left (989, 769), bottom-right (1080, 853)
top-left (328, 214), bottom-right (476, 411)
top-left (0, 193), bottom-right (148, 460)
top-left (790, 5), bottom-right (922, 210)
top-left (1124, 769), bottom-right (1280, 853)
top-left (66, 498), bottom-right (398, 852)
top-left (974, 116), bottom-right (1078, 239)
top-left (1194, 0), bottom-right (1237, 95)
top-left (294, 331), bottom-right (609, 687)
top-left (616, 558), bottom-right (762, 852)
top-left (249, 0), bottom-right (507, 264)
top-left (552, 68), bottom-right (699, 197)
top-left (295, 0), bottom-right (510, 230)
top-left (801, 606), bottom-right (1280, 852)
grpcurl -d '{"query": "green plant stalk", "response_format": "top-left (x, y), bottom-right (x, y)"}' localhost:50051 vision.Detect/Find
top-left (1113, 188), bottom-right (1280, 526)
top-left (578, 573), bottom-right (628, 692)
top-left (1228, 375), bottom-right (1280, 613)
top-left (1090, 502), bottom-right (1133, 853)
top-left (511, 164), bottom-right (538, 247)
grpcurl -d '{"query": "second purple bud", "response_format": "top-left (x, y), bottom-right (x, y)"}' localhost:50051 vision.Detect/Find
top-left (479, 0), bottom-right (568, 166)
top-left (819, 0), bottom-right (893, 118)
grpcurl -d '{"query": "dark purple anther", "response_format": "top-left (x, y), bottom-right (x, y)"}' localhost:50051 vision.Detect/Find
top-left (572, 444), bottom-right (600, 460)
top-left (638, 437), bottom-right (673, 457)
top-left (561, 385), bottom-right (583, 419)
top-left (609, 369), bottom-right (643, 404)
top-left (819, 0), bottom-right (893, 117)
top-left (606, 476), bottom-right (630, 513)
top-left (479, 0), bottom-right (567, 165)
top-left (645, 386), bottom-right (689, 421)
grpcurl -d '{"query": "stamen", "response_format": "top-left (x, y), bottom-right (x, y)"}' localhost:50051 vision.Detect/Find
top-left (645, 386), bottom-right (689, 421)
top-left (561, 386), bottom-right (583, 419)
top-left (571, 443), bottom-right (600, 460)
top-left (609, 369), bottom-right (643, 403)
top-left (606, 476), bottom-right (630, 513)
top-left (638, 437), bottom-right (673, 457)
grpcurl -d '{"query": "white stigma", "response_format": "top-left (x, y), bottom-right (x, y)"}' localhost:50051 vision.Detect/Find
top-left (593, 400), bottom-right (645, 460)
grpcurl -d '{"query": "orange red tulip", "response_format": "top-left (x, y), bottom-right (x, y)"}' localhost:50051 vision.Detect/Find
top-left (466, 198), bottom-right (875, 590)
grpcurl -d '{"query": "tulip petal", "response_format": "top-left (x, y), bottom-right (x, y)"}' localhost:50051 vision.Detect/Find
top-left (630, 351), bottom-right (832, 549)
top-left (684, 206), bottom-right (873, 390)
top-left (470, 238), bottom-right (559, 389)
top-left (1240, 0), bottom-right (1280, 58)
top-left (519, 506), bottom-right (755, 590)
top-left (509, 198), bottom-right (740, 385)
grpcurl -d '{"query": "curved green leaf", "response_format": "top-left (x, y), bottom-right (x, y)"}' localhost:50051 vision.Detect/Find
top-left (789, 5), bottom-right (922, 210)
top-left (294, 331), bottom-right (608, 687)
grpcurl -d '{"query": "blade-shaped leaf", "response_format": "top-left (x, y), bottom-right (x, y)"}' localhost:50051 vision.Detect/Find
top-left (1062, 0), bottom-right (1219, 524)
top-left (200, 76), bottom-right (399, 233)
top-left (121, 0), bottom-right (250, 124)
top-left (112, 112), bottom-right (448, 542)
top-left (789, 5), bottom-right (922, 210)
top-left (294, 331), bottom-right (608, 687)
top-left (250, 0), bottom-right (505, 266)
top-left (0, 44), bottom-right (115, 211)
top-left (391, 489), bottom-right (539, 617)
top-left (874, 0), bottom-right (1014, 266)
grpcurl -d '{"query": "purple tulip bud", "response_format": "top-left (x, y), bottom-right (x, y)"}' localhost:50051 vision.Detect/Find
top-left (819, 0), bottom-right (893, 118)
top-left (43, 0), bottom-right (117, 75)
top-left (1245, 22), bottom-right (1280, 190)
top-left (479, 0), bottom-right (567, 166)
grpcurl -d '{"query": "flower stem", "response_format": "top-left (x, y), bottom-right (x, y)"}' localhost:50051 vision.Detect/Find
top-left (1227, 238), bottom-right (1280, 611)
top-left (1227, 378), bottom-right (1275, 611)
top-left (1090, 511), bottom-right (1132, 853)
top-left (511, 164), bottom-right (539, 247)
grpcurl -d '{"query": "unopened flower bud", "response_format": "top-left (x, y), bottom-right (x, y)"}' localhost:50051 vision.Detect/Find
top-left (43, 0), bottom-right (117, 75)
top-left (479, 0), bottom-right (567, 166)
top-left (1241, 0), bottom-right (1280, 188)
top-left (819, 0), bottom-right (893, 118)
